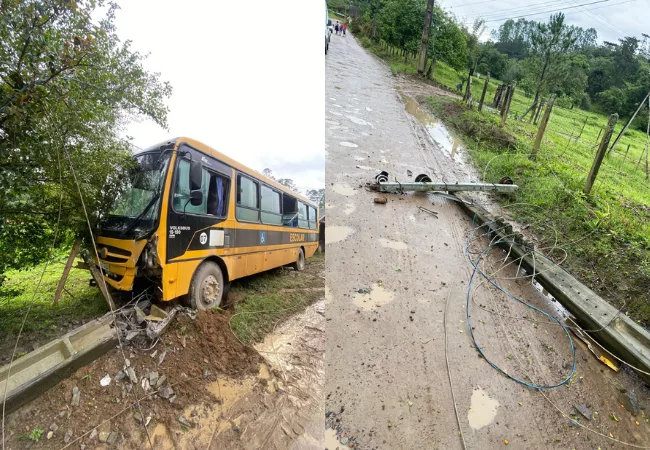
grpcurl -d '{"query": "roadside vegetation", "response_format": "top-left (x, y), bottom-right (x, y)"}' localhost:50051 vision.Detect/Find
top-left (344, 0), bottom-right (650, 325)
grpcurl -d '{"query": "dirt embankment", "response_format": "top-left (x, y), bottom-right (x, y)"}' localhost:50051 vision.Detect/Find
top-left (4, 259), bottom-right (325, 450)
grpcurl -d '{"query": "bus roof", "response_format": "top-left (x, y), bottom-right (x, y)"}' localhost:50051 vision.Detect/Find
top-left (138, 137), bottom-right (318, 208)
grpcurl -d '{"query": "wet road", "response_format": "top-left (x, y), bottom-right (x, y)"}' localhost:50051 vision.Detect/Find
top-left (324, 32), bottom-right (650, 449)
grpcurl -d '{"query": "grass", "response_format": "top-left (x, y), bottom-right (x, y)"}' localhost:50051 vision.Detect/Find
top-left (227, 252), bottom-right (324, 345)
top-left (365, 41), bottom-right (650, 325)
top-left (0, 253), bottom-right (108, 340)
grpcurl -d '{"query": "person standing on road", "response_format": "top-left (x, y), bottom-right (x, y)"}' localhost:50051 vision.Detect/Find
top-left (335, 21), bottom-right (340, 35)
top-left (343, 23), bottom-right (347, 36)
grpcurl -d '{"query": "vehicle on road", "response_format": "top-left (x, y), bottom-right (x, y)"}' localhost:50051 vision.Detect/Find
top-left (325, 1), bottom-right (331, 54)
top-left (94, 137), bottom-right (320, 310)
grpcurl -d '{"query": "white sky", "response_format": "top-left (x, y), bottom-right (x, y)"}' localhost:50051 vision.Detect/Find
top-left (440, 0), bottom-right (650, 44)
top-left (110, 1), bottom-right (325, 192)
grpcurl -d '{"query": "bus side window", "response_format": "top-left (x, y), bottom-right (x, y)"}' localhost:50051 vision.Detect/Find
top-left (308, 206), bottom-right (317, 229)
top-left (236, 175), bottom-right (260, 222)
top-left (173, 159), bottom-right (208, 214)
top-left (298, 202), bottom-right (308, 229)
top-left (261, 185), bottom-right (282, 225)
top-left (207, 172), bottom-right (230, 217)
top-left (282, 195), bottom-right (298, 227)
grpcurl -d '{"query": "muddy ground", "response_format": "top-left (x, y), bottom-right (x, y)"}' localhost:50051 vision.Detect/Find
top-left (3, 259), bottom-right (324, 450)
top-left (325, 31), bottom-right (650, 449)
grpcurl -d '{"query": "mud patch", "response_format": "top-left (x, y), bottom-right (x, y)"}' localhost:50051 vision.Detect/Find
top-left (331, 184), bottom-right (357, 196)
top-left (468, 386), bottom-right (499, 430)
top-left (379, 238), bottom-right (408, 250)
top-left (352, 284), bottom-right (395, 310)
top-left (326, 226), bottom-right (355, 244)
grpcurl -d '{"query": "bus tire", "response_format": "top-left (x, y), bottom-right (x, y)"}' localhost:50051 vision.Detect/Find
top-left (188, 261), bottom-right (224, 310)
top-left (291, 248), bottom-right (306, 272)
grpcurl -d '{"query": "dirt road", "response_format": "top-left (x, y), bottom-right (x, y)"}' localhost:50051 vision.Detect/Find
top-left (325, 32), bottom-right (650, 449)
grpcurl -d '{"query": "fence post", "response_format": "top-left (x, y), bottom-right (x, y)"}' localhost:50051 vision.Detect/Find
top-left (575, 117), bottom-right (588, 142)
top-left (500, 81), bottom-right (516, 127)
top-left (530, 94), bottom-right (556, 160)
top-left (493, 84), bottom-right (503, 107)
top-left (585, 113), bottom-right (618, 195)
top-left (624, 143), bottom-right (630, 161)
top-left (463, 68), bottom-right (473, 105)
top-left (478, 73), bottom-right (490, 112)
top-left (533, 100), bottom-right (545, 125)
top-left (53, 240), bottom-right (81, 305)
top-left (499, 85), bottom-right (511, 117)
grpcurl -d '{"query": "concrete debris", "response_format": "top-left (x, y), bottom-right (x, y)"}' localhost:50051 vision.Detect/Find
top-left (149, 371), bottom-right (159, 386)
top-left (621, 390), bottom-right (640, 416)
top-left (126, 367), bottom-right (137, 384)
top-left (89, 428), bottom-right (98, 440)
top-left (178, 416), bottom-right (193, 428)
top-left (64, 429), bottom-right (73, 444)
top-left (574, 404), bottom-right (593, 421)
top-left (47, 431), bottom-right (54, 440)
top-left (141, 377), bottom-right (150, 392)
top-left (125, 358), bottom-right (131, 368)
top-left (115, 370), bottom-right (126, 382)
top-left (49, 423), bottom-right (58, 432)
top-left (106, 431), bottom-right (119, 444)
top-left (100, 374), bottom-right (111, 387)
top-left (126, 330), bottom-right (140, 341)
top-left (156, 374), bottom-right (167, 388)
top-left (133, 411), bottom-right (144, 423)
top-left (71, 386), bottom-right (80, 406)
top-left (158, 350), bottom-right (167, 366)
top-left (134, 306), bottom-right (147, 324)
top-left (159, 386), bottom-right (174, 399)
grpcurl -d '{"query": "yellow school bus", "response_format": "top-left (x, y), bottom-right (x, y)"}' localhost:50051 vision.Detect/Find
top-left (94, 137), bottom-right (319, 309)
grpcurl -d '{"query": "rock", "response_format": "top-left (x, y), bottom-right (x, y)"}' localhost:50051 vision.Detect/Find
top-left (89, 428), bottom-right (98, 440)
top-left (141, 377), bottom-right (150, 392)
top-left (98, 431), bottom-right (110, 443)
top-left (158, 350), bottom-right (167, 365)
top-left (100, 374), bottom-right (112, 387)
top-left (134, 306), bottom-right (147, 324)
top-left (47, 431), bottom-right (54, 440)
top-left (106, 431), bottom-right (119, 444)
top-left (49, 423), bottom-right (58, 432)
top-left (621, 390), bottom-right (640, 416)
top-left (178, 416), bottom-right (192, 428)
top-left (341, 437), bottom-right (349, 445)
top-left (71, 386), bottom-right (80, 406)
top-left (203, 369), bottom-right (210, 379)
top-left (64, 429), bottom-right (73, 443)
top-left (126, 367), bottom-right (137, 384)
top-left (125, 359), bottom-right (131, 368)
top-left (126, 330), bottom-right (140, 341)
top-left (149, 304), bottom-right (168, 320)
top-left (159, 386), bottom-right (174, 399)
top-left (156, 374), bottom-right (167, 388)
top-left (133, 411), bottom-right (144, 423)
top-left (169, 395), bottom-right (176, 404)
top-left (148, 371), bottom-right (159, 386)
top-left (115, 370), bottom-right (126, 382)
top-left (574, 404), bottom-right (592, 421)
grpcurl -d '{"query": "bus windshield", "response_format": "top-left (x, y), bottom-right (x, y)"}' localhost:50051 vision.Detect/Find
top-left (101, 151), bottom-right (171, 237)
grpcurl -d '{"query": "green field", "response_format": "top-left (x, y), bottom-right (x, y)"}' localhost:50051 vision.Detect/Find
top-left (366, 41), bottom-right (650, 325)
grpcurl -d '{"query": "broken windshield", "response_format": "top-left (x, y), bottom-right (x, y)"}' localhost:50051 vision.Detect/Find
top-left (101, 151), bottom-right (171, 237)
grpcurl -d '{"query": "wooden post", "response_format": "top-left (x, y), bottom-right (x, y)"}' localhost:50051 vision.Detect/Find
top-left (575, 117), bottom-right (588, 142)
top-left (645, 95), bottom-right (650, 179)
top-left (609, 89), bottom-right (650, 154)
top-left (493, 84), bottom-right (503, 107)
top-left (624, 143), bottom-right (630, 161)
top-left (585, 113), bottom-right (618, 195)
top-left (533, 100), bottom-right (545, 125)
top-left (478, 73), bottom-right (490, 112)
top-left (53, 240), bottom-right (81, 305)
top-left (463, 68), bottom-right (473, 105)
top-left (530, 94), bottom-right (556, 160)
top-left (499, 85), bottom-right (511, 117)
top-left (417, 0), bottom-right (435, 76)
top-left (81, 249), bottom-right (116, 310)
top-left (500, 82), bottom-right (516, 127)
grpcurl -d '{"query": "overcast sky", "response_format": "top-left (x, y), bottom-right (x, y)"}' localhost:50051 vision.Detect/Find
top-left (110, 1), bottom-right (324, 192)
top-left (440, 0), bottom-right (650, 43)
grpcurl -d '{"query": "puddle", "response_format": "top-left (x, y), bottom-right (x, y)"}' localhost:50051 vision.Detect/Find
top-left (343, 204), bottom-right (356, 215)
top-left (346, 115), bottom-right (373, 127)
top-left (340, 141), bottom-right (358, 148)
top-left (325, 428), bottom-right (351, 449)
top-left (206, 377), bottom-right (255, 411)
top-left (353, 283), bottom-right (395, 310)
top-left (379, 238), bottom-right (408, 250)
top-left (402, 95), bottom-right (466, 165)
top-left (326, 226), bottom-right (355, 244)
top-left (331, 184), bottom-right (357, 196)
top-left (467, 386), bottom-right (499, 430)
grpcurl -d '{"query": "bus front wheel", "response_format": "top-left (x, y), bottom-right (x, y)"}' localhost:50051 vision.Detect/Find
top-left (291, 248), bottom-right (306, 272)
top-left (189, 261), bottom-right (224, 310)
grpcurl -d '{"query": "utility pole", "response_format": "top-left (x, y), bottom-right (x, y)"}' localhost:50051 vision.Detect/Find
top-left (417, 0), bottom-right (435, 76)
top-left (585, 113), bottom-right (618, 195)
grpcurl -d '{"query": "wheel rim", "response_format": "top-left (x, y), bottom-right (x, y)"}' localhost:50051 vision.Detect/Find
top-left (298, 252), bottom-right (305, 270)
top-left (201, 275), bottom-right (220, 307)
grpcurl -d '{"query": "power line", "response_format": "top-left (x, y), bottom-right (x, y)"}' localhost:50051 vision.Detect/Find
top-left (462, 0), bottom-right (588, 20)
top-left (476, 0), bottom-right (635, 23)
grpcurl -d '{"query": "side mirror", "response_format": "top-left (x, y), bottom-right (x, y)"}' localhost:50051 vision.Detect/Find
top-left (189, 159), bottom-right (202, 191)
top-left (189, 190), bottom-right (203, 206)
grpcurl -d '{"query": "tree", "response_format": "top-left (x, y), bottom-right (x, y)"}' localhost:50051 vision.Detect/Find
top-left (425, 8), bottom-right (467, 79)
top-left (378, 0), bottom-right (426, 61)
top-left (0, 0), bottom-right (171, 276)
top-left (520, 13), bottom-right (576, 120)
top-left (276, 178), bottom-right (298, 191)
top-left (306, 188), bottom-right (325, 211)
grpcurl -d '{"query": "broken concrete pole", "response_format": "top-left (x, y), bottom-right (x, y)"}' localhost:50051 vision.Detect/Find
top-left (71, 386), bottom-right (80, 406)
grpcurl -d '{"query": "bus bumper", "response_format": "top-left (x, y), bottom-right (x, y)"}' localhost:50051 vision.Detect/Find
top-left (94, 236), bottom-right (147, 292)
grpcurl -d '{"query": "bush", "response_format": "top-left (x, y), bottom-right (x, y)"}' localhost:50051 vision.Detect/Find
top-left (580, 93), bottom-right (591, 111)
top-left (360, 36), bottom-right (373, 48)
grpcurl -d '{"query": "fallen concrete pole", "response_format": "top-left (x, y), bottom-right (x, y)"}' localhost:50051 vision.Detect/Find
top-left (0, 314), bottom-right (117, 416)
top-left (378, 181), bottom-right (518, 193)
top-left (455, 195), bottom-right (650, 385)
